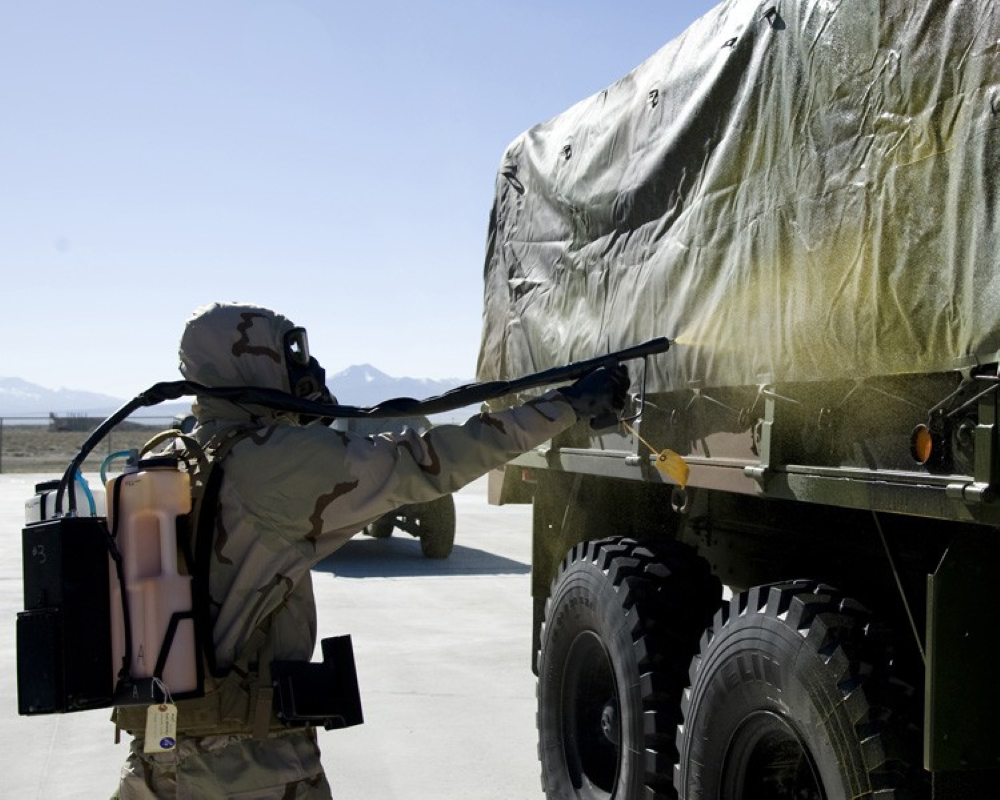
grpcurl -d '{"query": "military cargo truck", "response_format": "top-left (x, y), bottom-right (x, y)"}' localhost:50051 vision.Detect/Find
top-left (477, 1), bottom-right (1000, 797)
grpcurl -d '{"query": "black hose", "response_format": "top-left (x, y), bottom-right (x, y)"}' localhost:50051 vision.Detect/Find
top-left (53, 336), bottom-right (671, 514)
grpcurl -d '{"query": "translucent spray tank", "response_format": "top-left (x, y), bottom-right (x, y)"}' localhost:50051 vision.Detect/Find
top-left (25, 476), bottom-right (106, 523)
top-left (106, 456), bottom-right (197, 695)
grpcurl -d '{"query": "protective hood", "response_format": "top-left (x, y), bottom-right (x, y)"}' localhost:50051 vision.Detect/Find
top-left (179, 301), bottom-right (300, 424)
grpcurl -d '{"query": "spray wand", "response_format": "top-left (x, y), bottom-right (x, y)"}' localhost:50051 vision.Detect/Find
top-left (55, 336), bottom-right (673, 513)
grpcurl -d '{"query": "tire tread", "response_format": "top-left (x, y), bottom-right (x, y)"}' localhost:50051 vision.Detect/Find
top-left (676, 579), bottom-right (928, 799)
top-left (539, 536), bottom-right (720, 799)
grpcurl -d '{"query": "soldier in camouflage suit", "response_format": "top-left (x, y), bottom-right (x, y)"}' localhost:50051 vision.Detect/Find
top-left (113, 301), bottom-right (628, 799)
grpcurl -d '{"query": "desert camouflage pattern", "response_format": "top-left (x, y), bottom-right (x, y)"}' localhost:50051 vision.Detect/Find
top-left (114, 301), bottom-right (577, 798)
top-left (115, 729), bottom-right (331, 799)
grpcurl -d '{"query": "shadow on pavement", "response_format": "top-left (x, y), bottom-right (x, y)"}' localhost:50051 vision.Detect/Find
top-left (313, 535), bottom-right (529, 578)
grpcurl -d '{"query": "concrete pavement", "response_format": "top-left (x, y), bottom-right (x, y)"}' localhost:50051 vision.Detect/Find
top-left (1, 472), bottom-right (546, 799)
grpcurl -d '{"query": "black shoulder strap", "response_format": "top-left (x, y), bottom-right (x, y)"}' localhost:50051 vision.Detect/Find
top-left (189, 426), bottom-right (256, 679)
top-left (193, 458), bottom-right (226, 678)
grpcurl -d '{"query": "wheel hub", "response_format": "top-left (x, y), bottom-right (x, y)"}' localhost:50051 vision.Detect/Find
top-left (561, 631), bottom-right (620, 795)
top-left (723, 711), bottom-right (824, 800)
top-left (600, 699), bottom-right (619, 746)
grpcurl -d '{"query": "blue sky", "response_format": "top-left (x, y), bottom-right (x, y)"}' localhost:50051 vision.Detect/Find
top-left (1, 1), bottom-right (719, 397)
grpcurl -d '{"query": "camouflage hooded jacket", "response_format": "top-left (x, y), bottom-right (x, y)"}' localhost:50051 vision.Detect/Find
top-left (178, 302), bottom-right (577, 671)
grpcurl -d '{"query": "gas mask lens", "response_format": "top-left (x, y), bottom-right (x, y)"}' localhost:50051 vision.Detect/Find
top-left (283, 326), bottom-right (331, 408)
top-left (284, 327), bottom-right (311, 367)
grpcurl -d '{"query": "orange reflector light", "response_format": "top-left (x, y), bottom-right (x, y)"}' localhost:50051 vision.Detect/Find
top-left (910, 424), bottom-right (934, 465)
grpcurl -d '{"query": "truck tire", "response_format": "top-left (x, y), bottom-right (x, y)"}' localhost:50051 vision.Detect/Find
top-left (364, 518), bottom-right (394, 539)
top-left (674, 580), bottom-right (926, 799)
top-left (538, 537), bottom-right (720, 799)
top-left (415, 494), bottom-right (456, 559)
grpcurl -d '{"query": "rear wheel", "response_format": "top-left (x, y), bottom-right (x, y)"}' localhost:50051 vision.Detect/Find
top-left (538, 537), bottom-right (720, 799)
top-left (410, 495), bottom-right (456, 559)
top-left (364, 518), bottom-right (394, 539)
top-left (375, 496), bottom-right (457, 558)
top-left (674, 580), bottom-right (926, 799)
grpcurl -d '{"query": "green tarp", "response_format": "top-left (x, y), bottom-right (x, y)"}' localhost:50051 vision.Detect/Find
top-left (477, 0), bottom-right (1000, 393)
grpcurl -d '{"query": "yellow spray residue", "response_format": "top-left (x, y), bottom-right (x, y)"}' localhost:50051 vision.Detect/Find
top-left (661, 187), bottom-right (936, 386)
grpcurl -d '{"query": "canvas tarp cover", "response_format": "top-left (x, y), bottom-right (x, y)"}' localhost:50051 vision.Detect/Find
top-left (477, 0), bottom-right (1000, 394)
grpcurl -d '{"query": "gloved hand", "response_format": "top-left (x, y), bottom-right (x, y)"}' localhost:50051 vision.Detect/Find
top-left (558, 365), bottom-right (631, 429)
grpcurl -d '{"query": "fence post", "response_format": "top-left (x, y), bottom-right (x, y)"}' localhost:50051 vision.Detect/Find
top-left (0, 417), bottom-right (4, 474)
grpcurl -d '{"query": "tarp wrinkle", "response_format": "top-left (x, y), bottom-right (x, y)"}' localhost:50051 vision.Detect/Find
top-left (477, 0), bottom-right (1000, 392)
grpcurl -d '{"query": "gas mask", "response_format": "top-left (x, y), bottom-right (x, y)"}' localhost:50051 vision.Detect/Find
top-left (283, 327), bottom-right (334, 412)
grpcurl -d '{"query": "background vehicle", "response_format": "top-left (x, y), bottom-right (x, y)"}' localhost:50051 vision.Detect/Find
top-left (334, 415), bottom-right (456, 559)
top-left (478, 1), bottom-right (1000, 797)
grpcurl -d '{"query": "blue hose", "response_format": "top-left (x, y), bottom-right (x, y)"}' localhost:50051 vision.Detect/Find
top-left (74, 470), bottom-right (97, 516)
top-left (101, 450), bottom-right (134, 485)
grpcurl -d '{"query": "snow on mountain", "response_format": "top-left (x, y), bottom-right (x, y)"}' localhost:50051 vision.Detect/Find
top-left (0, 377), bottom-right (126, 417)
top-left (327, 364), bottom-right (471, 409)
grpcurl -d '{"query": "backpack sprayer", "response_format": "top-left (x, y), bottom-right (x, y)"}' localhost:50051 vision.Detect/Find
top-left (16, 337), bottom-right (670, 725)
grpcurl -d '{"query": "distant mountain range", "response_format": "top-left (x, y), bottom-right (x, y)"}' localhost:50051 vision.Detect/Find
top-left (328, 364), bottom-right (471, 409)
top-left (0, 378), bottom-right (131, 418)
top-left (0, 366), bottom-right (474, 421)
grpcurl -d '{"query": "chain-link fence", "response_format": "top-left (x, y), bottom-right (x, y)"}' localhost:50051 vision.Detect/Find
top-left (0, 416), bottom-right (179, 474)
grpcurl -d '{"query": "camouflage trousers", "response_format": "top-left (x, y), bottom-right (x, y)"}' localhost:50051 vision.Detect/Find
top-left (112, 727), bottom-right (332, 799)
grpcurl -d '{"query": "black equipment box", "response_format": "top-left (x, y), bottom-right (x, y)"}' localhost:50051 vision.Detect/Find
top-left (272, 635), bottom-right (364, 730)
top-left (18, 516), bottom-right (114, 714)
